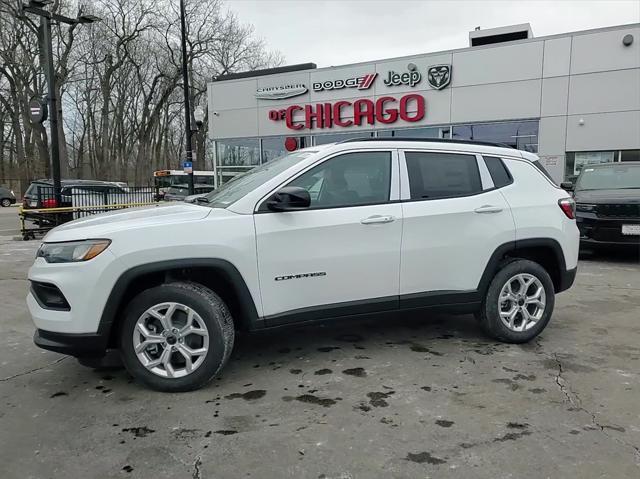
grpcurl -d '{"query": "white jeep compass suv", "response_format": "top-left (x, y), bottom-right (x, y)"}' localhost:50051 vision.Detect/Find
top-left (28, 139), bottom-right (579, 391)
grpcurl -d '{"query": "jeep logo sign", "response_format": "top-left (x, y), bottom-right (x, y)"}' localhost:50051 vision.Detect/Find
top-left (384, 64), bottom-right (421, 87)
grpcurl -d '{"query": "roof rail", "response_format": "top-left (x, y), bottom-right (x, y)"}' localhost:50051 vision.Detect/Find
top-left (337, 137), bottom-right (514, 149)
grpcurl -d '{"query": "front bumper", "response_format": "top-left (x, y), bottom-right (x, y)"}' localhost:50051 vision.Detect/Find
top-left (34, 329), bottom-right (108, 358)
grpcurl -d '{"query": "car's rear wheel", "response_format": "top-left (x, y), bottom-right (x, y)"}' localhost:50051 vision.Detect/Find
top-left (1, 198), bottom-right (11, 207)
top-left (120, 282), bottom-right (234, 392)
top-left (478, 259), bottom-right (555, 343)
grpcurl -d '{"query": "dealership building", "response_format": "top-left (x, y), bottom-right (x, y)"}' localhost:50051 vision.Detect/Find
top-left (207, 22), bottom-right (640, 184)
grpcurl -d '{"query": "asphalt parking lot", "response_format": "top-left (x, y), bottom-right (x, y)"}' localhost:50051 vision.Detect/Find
top-left (1, 207), bottom-right (639, 478)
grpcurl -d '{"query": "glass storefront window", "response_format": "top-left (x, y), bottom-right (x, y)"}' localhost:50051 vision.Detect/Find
top-left (452, 120), bottom-right (539, 152)
top-left (313, 131), bottom-right (374, 145)
top-left (375, 127), bottom-right (450, 138)
top-left (261, 136), bottom-right (311, 163)
top-left (621, 149), bottom-right (640, 162)
top-left (565, 151), bottom-right (617, 182)
top-left (216, 138), bottom-right (260, 167)
top-left (376, 130), bottom-right (394, 137)
top-left (394, 127), bottom-right (440, 139)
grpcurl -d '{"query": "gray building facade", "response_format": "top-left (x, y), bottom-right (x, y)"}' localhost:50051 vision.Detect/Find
top-left (207, 22), bottom-right (640, 184)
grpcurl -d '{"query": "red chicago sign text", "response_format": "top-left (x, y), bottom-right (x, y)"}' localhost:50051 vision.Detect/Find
top-left (268, 93), bottom-right (425, 131)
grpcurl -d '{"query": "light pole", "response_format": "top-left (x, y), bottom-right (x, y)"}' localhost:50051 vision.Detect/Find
top-left (20, 0), bottom-right (99, 204)
top-left (179, 0), bottom-right (195, 195)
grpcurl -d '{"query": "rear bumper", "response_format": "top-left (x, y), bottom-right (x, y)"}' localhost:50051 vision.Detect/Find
top-left (34, 329), bottom-right (108, 358)
top-left (557, 267), bottom-right (577, 293)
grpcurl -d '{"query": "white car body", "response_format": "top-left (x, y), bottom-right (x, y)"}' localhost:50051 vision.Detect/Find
top-left (27, 139), bottom-right (579, 363)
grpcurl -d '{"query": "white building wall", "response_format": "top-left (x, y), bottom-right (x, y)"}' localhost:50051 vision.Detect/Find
top-left (208, 23), bottom-right (640, 182)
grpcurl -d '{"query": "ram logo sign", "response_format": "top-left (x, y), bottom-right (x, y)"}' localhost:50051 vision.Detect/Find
top-left (427, 64), bottom-right (452, 90)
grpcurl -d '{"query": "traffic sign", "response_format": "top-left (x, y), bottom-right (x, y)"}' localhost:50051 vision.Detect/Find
top-left (183, 161), bottom-right (193, 173)
top-left (29, 98), bottom-right (48, 124)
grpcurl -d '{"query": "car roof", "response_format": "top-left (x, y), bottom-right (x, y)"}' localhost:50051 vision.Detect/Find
top-left (317, 139), bottom-right (534, 160)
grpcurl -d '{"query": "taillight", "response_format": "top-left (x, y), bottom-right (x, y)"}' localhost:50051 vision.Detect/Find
top-left (41, 198), bottom-right (58, 209)
top-left (558, 198), bottom-right (576, 219)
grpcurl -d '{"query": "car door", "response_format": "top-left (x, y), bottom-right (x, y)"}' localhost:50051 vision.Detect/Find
top-left (398, 150), bottom-right (516, 306)
top-left (254, 149), bottom-right (403, 324)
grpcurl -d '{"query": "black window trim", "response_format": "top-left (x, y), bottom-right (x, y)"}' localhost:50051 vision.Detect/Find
top-left (255, 148), bottom-right (399, 213)
top-left (399, 148), bottom-right (487, 203)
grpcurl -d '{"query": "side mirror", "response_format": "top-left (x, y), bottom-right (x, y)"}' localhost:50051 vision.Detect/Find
top-left (560, 181), bottom-right (574, 192)
top-left (267, 186), bottom-right (311, 212)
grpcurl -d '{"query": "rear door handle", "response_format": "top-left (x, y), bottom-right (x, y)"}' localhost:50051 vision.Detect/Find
top-left (361, 215), bottom-right (395, 225)
top-left (474, 205), bottom-right (503, 214)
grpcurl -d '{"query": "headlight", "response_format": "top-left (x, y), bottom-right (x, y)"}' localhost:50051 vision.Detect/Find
top-left (576, 203), bottom-right (596, 213)
top-left (37, 239), bottom-right (111, 263)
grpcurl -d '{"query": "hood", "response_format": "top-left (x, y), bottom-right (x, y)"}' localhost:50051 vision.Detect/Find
top-left (44, 203), bottom-right (212, 242)
top-left (574, 188), bottom-right (640, 204)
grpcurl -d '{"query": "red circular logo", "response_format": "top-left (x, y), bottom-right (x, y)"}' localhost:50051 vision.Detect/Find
top-left (284, 137), bottom-right (298, 151)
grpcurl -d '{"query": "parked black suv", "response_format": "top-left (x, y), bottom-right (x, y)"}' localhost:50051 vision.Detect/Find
top-left (562, 162), bottom-right (640, 247)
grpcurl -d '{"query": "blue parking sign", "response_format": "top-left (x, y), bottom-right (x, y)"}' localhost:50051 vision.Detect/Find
top-left (183, 161), bottom-right (193, 173)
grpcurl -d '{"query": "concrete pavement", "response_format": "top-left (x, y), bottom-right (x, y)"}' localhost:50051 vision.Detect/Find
top-left (0, 236), bottom-right (639, 478)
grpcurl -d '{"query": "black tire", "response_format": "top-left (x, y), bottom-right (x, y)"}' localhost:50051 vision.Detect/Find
top-left (478, 259), bottom-right (555, 343)
top-left (1, 198), bottom-right (11, 207)
top-left (120, 281), bottom-right (234, 392)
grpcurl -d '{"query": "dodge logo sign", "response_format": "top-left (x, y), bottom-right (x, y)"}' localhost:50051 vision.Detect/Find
top-left (427, 64), bottom-right (451, 90)
top-left (312, 73), bottom-right (377, 92)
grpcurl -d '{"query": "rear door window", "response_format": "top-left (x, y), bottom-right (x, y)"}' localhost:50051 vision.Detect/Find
top-left (404, 151), bottom-right (482, 200)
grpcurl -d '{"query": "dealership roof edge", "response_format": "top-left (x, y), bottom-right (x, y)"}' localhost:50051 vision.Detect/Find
top-left (210, 22), bottom-right (640, 84)
top-left (213, 63), bottom-right (317, 82)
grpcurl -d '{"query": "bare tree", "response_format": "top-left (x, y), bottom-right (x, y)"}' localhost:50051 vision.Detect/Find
top-left (0, 0), bottom-right (282, 192)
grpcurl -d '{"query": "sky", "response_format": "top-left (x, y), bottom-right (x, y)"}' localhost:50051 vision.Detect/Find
top-left (226, 0), bottom-right (640, 67)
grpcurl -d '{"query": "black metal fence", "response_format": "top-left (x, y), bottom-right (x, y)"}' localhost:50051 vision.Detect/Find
top-left (20, 184), bottom-right (160, 240)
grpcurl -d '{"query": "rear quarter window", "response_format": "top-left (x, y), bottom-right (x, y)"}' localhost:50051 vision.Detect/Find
top-left (483, 156), bottom-right (513, 188)
top-left (532, 160), bottom-right (557, 185)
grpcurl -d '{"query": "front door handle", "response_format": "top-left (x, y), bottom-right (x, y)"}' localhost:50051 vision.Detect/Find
top-left (474, 205), bottom-right (503, 214)
top-left (361, 215), bottom-right (395, 225)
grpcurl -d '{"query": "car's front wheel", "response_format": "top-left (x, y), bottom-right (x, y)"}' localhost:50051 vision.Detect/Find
top-left (478, 259), bottom-right (555, 343)
top-left (120, 282), bottom-right (234, 392)
top-left (1, 198), bottom-right (11, 207)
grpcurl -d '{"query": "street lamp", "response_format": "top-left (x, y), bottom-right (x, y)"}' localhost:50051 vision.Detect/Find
top-left (194, 106), bottom-right (205, 129)
top-left (20, 0), bottom-right (100, 204)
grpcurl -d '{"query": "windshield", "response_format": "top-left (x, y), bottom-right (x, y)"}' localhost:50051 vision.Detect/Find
top-left (575, 164), bottom-right (640, 191)
top-left (203, 151), bottom-right (316, 208)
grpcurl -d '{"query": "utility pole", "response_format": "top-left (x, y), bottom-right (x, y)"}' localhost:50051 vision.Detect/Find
top-left (179, 0), bottom-right (194, 195)
top-left (21, 1), bottom-right (100, 203)
top-left (41, 14), bottom-right (61, 204)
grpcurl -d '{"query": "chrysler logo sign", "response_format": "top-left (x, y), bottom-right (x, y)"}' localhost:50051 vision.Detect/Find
top-left (256, 83), bottom-right (308, 100)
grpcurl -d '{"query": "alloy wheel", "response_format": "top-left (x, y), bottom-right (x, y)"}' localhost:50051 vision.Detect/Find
top-left (497, 273), bottom-right (546, 332)
top-left (133, 302), bottom-right (209, 378)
